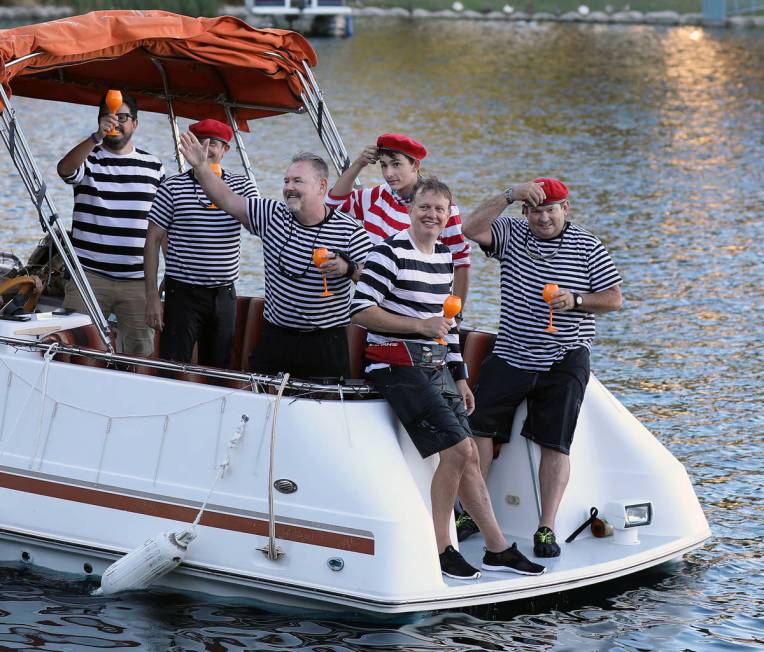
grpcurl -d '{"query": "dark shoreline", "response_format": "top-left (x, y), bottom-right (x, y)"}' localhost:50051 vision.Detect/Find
top-left (2, 3), bottom-right (764, 28)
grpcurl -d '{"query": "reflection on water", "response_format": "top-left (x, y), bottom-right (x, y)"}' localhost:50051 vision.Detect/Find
top-left (0, 18), bottom-right (763, 651)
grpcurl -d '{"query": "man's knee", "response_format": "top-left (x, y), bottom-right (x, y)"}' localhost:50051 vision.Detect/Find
top-left (441, 437), bottom-right (475, 470)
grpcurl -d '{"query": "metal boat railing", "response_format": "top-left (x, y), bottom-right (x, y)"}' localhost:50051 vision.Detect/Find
top-left (0, 334), bottom-right (376, 398)
top-left (299, 61), bottom-right (351, 175)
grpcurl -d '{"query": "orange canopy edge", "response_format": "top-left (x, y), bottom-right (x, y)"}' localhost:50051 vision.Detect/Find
top-left (0, 10), bottom-right (318, 129)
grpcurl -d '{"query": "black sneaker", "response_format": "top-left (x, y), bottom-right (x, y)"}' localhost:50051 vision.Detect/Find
top-left (456, 513), bottom-right (480, 542)
top-left (482, 543), bottom-right (546, 576)
top-left (439, 545), bottom-right (481, 580)
top-left (533, 526), bottom-right (561, 558)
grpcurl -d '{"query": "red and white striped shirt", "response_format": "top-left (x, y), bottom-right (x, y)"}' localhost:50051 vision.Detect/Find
top-left (326, 183), bottom-right (471, 267)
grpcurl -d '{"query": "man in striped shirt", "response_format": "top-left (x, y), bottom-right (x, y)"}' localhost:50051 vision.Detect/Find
top-left (179, 132), bottom-right (371, 379)
top-left (326, 134), bottom-right (472, 305)
top-left (463, 178), bottom-right (623, 558)
top-left (57, 90), bottom-right (164, 356)
top-left (144, 119), bottom-right (259, 368)
top-left (351, 178), bottom-right (545, 581)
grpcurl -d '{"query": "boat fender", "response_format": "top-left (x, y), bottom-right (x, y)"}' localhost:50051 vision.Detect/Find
top-left (92, 528), bottom-right (196, 596)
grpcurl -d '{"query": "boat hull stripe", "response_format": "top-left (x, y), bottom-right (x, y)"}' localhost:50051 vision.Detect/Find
top-left (0, 471), bottom-right (374, 555)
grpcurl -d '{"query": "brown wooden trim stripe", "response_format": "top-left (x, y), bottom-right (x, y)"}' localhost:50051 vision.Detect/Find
top-left (0, 471), bottom-right (374, 555)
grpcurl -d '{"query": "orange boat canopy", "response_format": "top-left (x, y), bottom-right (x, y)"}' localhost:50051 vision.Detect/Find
top-left (0, 10), bottom-right (319, 129)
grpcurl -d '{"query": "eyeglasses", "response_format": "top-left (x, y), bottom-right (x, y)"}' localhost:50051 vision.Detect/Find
top-left (100, 112), bottom-right (134, 123)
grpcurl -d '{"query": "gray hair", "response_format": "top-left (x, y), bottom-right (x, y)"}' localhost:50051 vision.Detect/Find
top-left (290, 152), bottom-right (329, 180)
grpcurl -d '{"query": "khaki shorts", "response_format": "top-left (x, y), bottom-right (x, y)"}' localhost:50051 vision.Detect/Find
top-left (63, 271), bottom-right (154, 357)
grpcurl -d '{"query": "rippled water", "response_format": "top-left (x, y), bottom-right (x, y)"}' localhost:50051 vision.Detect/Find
top-left (0, 17), bottom-right (762, 651)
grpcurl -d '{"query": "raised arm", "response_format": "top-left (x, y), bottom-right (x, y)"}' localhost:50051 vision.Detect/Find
top-left (178, 131), bottom-right (248, 224)
top-left (329, 145), bottom-right (378, 199)
top-left (57, 113), bottom-right (119, 178)
top-left (463, 182), bottom-right (547, 247)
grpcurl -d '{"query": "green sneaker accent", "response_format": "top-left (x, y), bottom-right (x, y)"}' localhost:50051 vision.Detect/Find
top-left (533, 527), bottom-right (561, 558)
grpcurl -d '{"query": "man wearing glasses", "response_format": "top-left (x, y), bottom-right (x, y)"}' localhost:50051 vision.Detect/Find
top-left (461, 178), bottom-right (623, 558)
top-left (57, 90), bottom-right (165, 356)
top-left (144, 119), bottom-right (258, 368)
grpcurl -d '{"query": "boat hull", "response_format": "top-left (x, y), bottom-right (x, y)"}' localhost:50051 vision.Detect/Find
top-left (0, 318), bottom-right (710, 615)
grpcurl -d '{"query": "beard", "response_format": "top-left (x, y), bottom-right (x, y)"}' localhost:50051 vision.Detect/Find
top-left (103, 131), bottom-right (129, 149)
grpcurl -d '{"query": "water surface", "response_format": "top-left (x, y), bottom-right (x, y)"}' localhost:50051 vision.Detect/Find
top-left (0, 17), bottom-right (762, 651)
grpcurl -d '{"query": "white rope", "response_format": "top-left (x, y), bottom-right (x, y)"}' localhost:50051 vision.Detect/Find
top-left (35, 401), bottom-right (58, 471)
top-left (191, 413), bottom-right (249, 530)
top-left (338, 384), bottom-right (353, 448)
top-left (212, 397), bottom-right (226, 470)
top-left (0, 370), bottom-right (12, 443)
top-left (27, 343), bottom-right (58, 470)
top-left (266, 373), bottom-right (289, 561)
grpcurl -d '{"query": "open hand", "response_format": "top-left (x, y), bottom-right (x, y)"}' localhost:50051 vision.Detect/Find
top-left (179, 131), bottom-right (209, 168)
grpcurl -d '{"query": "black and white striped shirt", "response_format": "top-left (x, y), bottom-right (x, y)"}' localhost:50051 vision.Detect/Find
top-left (247, 198), bottom-right (372, 330)
top-left (147, 170), bottom-right (258, 286)
top-left (350, 230), bottom-right (464, 372)
top-left (487, 216), bottom-right (622, 371)
top-left (61, 146), bottom-right (165, 279)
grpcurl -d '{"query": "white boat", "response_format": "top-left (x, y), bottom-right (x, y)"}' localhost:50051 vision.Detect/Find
top-left (0, 10), bottom-right (710, 616)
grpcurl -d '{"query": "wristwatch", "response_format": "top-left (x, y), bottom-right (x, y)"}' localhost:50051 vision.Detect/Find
top-left (90, 132), bottom-right (103, 146)
top-left (504, 186), bottom-right (514, 205)
top-left (572, 292), bottom-right (583, 308)
top-left (332, 249), bottom-right (357, 278)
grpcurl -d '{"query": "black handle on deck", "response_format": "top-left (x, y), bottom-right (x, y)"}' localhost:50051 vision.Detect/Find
top-left (566, 506), bottom-right (599, 544)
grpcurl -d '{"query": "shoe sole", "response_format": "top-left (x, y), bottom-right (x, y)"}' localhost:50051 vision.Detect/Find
top-left (442, 570), bottom-right (481, 580)
top-left (480, 563), bottom-right (546, 576)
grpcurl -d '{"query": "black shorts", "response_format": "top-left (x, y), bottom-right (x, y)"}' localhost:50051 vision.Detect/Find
top-left (367, 366), bottom-right (471, 459)
top-left (249, 321), bottom-right (350, 381)
top-left (469, 348), bottom-right (590, 455)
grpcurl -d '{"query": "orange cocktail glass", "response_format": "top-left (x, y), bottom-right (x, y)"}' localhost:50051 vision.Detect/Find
top-left (543, 283), bottom-right (559, 333)
top-left (207, 163), bottom-right (222, 208)
top-left (312, 247), bottom-right (333, 297)
top-left (436, 294), bottom-right (462, 345)
top-left (104, 89), bottom-right (122, 136)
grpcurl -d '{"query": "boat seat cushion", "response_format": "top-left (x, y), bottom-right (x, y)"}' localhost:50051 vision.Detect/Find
top-left (462, 330), bottom-right (496, 391)
top-left (41, 324), bottom-right (109, 367)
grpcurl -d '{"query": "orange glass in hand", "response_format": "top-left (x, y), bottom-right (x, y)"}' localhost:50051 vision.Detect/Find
top-left (312, 247), bottom-right (333, 297)
top-left (207, 163), bottom-right (222, 208)
top-left (436, 294), bottom-right (462, 345)
top-left (543, 283), bottom-right (559, 333)
top-left (105, 89), bottom-right (123, 136)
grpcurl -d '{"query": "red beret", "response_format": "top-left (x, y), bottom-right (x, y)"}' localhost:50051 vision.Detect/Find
top-left (534, 178), bottom-right (569, 205)
top-left (377, 133), bottom-right (427, 161)
top-left (189, 119), bottom-right (233, 144)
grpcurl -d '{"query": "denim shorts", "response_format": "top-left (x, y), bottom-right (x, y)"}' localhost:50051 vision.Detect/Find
top-left (367, 365), bottom-right (471, 459)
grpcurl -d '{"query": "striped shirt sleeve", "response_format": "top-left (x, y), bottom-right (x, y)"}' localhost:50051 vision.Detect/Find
top-left (246, 197), bottom-right (288, 238)
top-left (60, 162), bottom-right (85, 185)
top-left (441, 203), bottom-right (472, 268)
top-left (147, 179), bottom-right (175, 231)
top-left (326, 187), bottom-right (364, 222)
top-left (486, 215), bottom-right (513, 258)
top-left (347, 221), bottom-right (373, 264)
top-left (588, 241), bottom-right (622, 291)
top-left (350, 244), bottom-right (398, 316)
